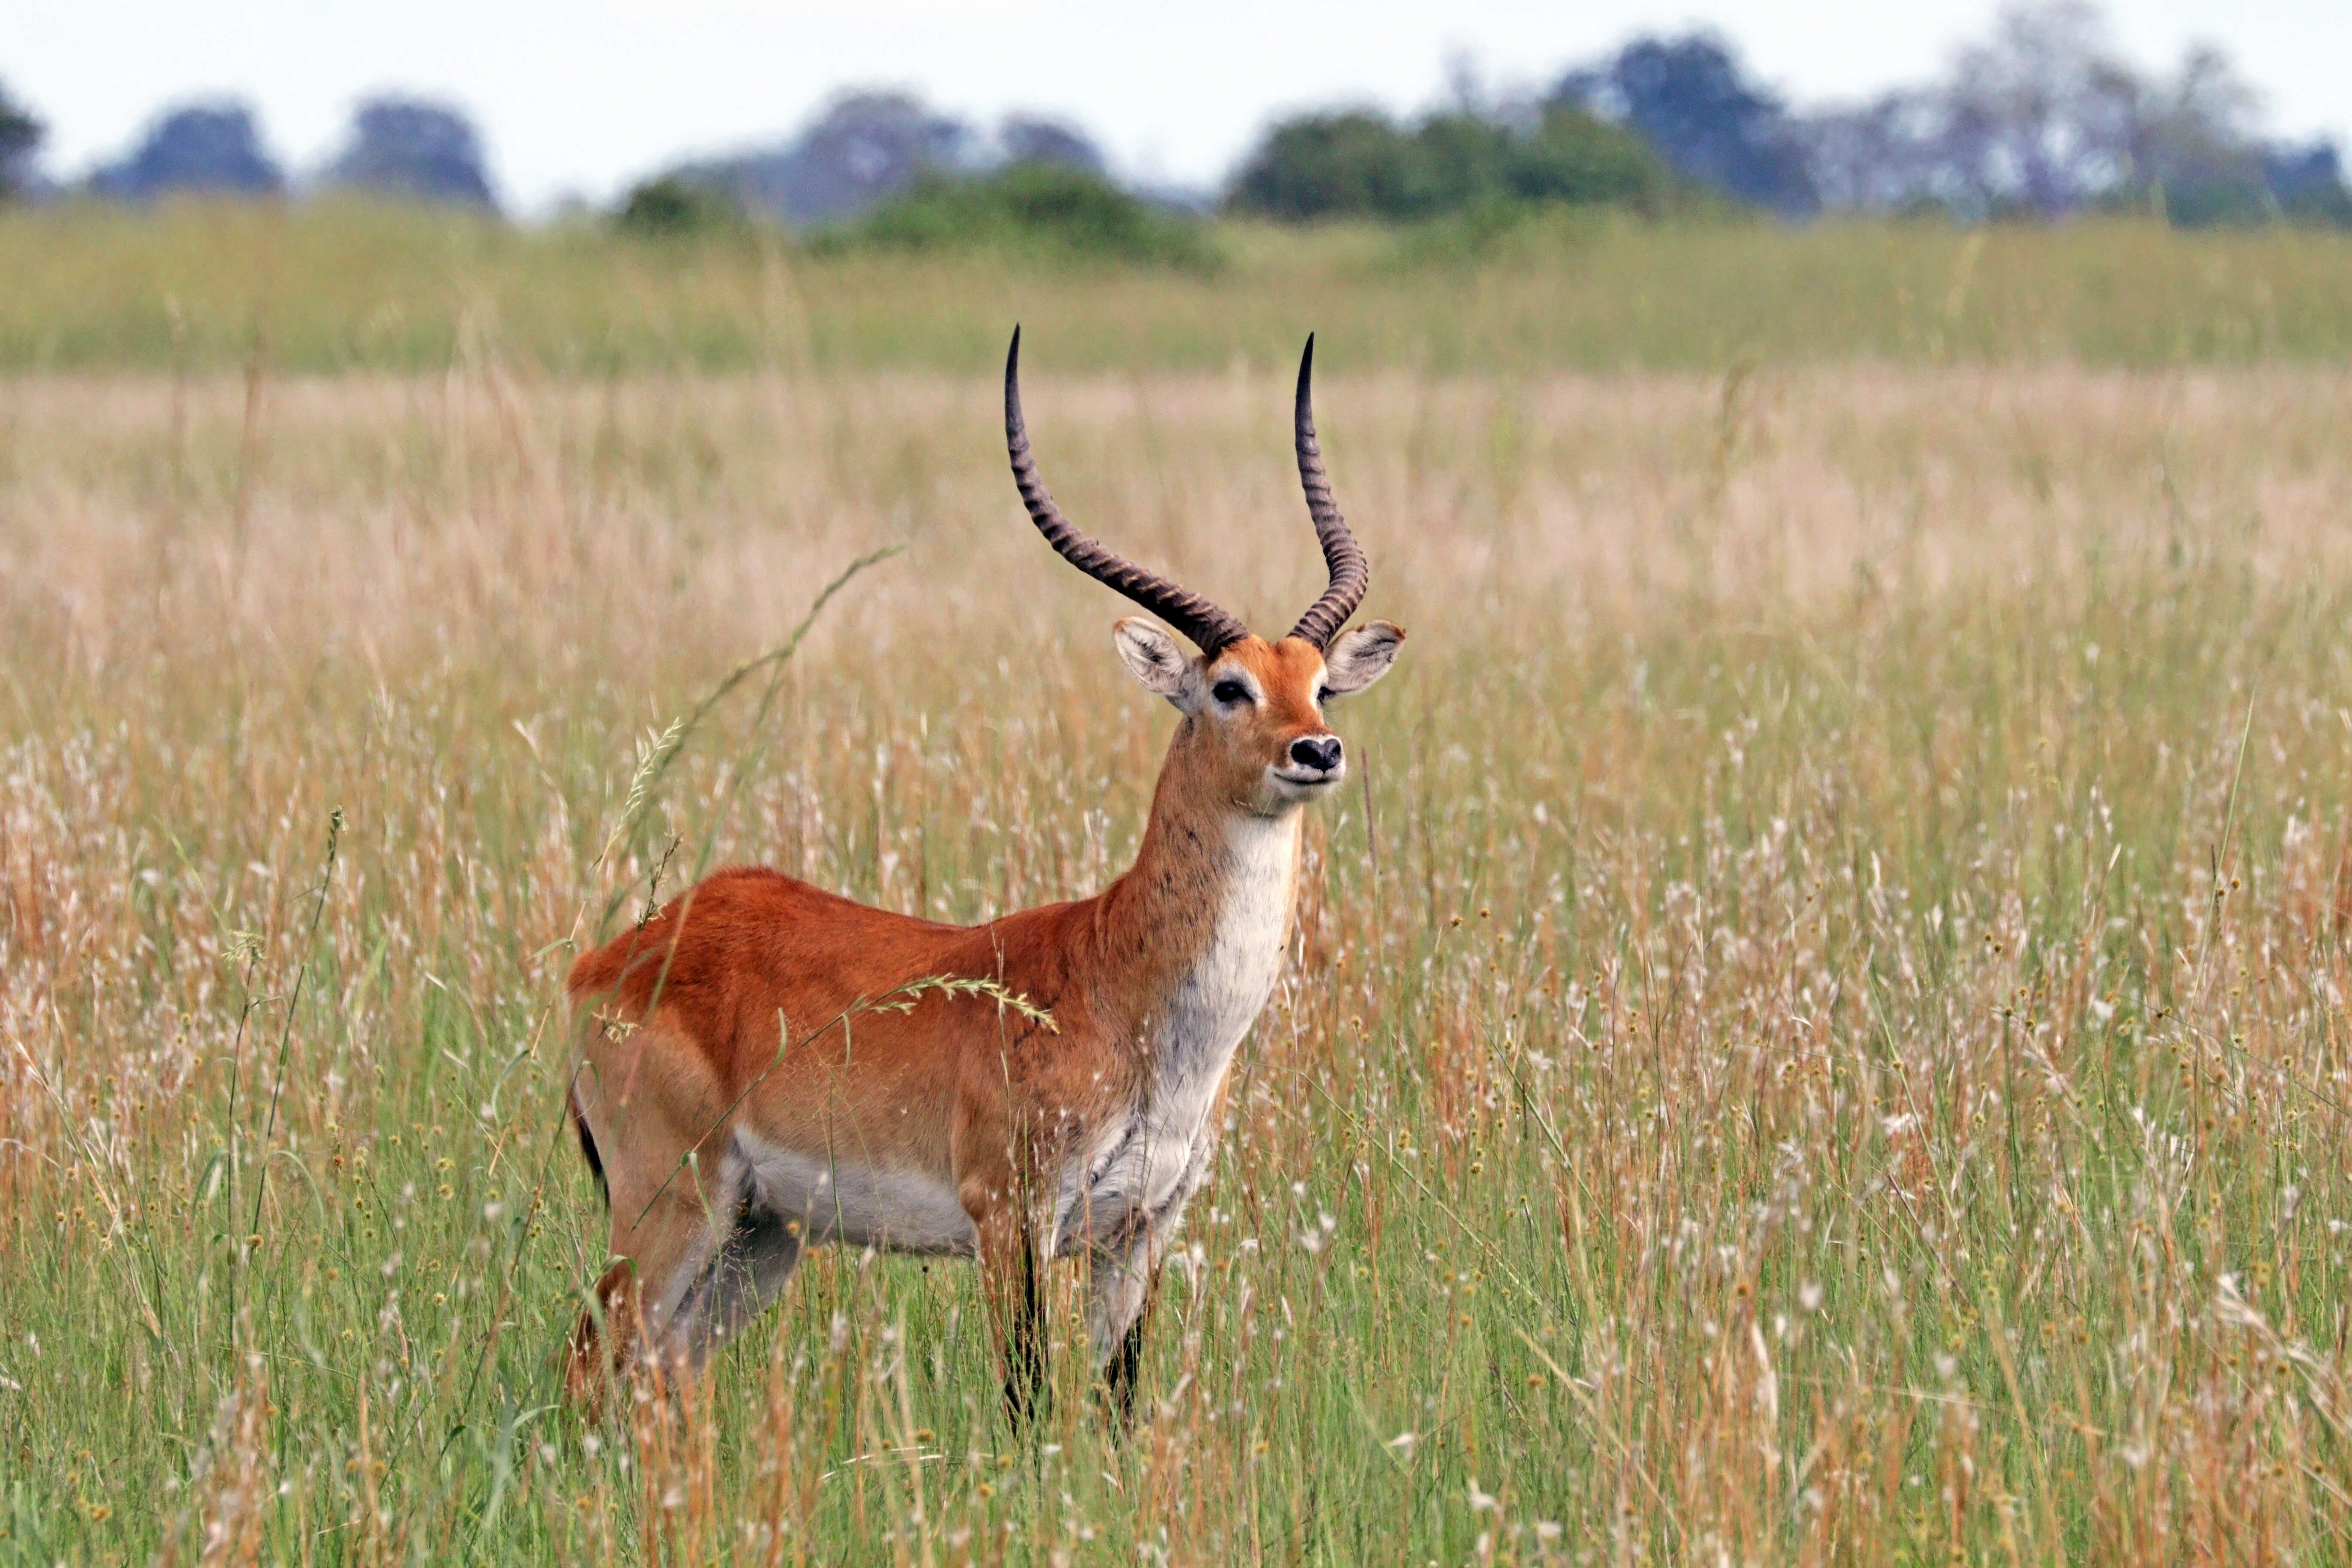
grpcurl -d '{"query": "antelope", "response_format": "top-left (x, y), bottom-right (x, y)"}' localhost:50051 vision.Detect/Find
top-left (563, 329), bottom-right (1404, 1424)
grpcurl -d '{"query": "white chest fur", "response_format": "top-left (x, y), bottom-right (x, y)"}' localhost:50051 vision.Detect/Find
top-left (1056, 811), bottom-right (1300, 1250)
top-left (1158, 810), bottom-right (1300, 1100)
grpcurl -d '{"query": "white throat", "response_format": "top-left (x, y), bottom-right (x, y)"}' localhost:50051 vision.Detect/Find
top-left (1138, 807), bottom-right (1300, 1157)
top-left (1056, 809), bottom-right (1304, 1250)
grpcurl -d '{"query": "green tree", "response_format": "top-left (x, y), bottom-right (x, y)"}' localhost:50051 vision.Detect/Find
top-left (0, 80), bottom-right (44, 199)
top-left (1227, 104), bottom-right (1670, 222)
top-left (1506, 104), bottom-right (1676, 210)
top-left (1226, 111), bottom-right (1420, 220)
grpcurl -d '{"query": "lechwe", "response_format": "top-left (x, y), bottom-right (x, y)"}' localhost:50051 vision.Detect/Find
top-left (564, 329), bottom-right (1404, 1423)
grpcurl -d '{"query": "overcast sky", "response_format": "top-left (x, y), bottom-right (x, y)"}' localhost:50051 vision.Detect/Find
top-left (12, 1), bottom-right (2351, 211)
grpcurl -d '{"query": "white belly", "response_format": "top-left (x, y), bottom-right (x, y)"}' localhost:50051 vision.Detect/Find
top-left (737, 1137), bottom-right (978, 1256)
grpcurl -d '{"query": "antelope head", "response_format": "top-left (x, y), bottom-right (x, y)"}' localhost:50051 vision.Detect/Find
top-left (1005, 329), bottom-right (1405, 816)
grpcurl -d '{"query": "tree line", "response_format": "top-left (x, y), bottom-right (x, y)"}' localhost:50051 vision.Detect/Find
top-left (1235, 3), bottom-right (2349, 227)
top-left (0, 90), bottom-right (493, 208)
top-left (2, 0), bottom-right (2343, 245)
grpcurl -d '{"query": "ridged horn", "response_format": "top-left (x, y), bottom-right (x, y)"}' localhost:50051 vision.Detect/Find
top-left (1005, 327), bottom-right (1249, 655)
top-left (1286, 334), bottom-right (1368, 649)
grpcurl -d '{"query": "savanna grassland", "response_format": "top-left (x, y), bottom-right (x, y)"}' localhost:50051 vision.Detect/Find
top-left (4, 208), bottom-right (2352, 1564)
top-left (8, 201), bottom-right (2352, 374)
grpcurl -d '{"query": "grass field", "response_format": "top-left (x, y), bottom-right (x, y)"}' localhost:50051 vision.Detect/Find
top-left (7, 201), bottom-right (2352, 374)
top-left (5, 239), bottom-right (2352, 1561)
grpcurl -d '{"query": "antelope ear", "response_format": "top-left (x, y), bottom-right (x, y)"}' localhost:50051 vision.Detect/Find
top-left (1113, 618), bottom-right (1196, 708)
top-left (1321, 620), bottom-right (1404, 697)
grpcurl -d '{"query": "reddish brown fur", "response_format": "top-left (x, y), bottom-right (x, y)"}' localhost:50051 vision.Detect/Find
top-left (563, 627), bottom-right (1399, 1418)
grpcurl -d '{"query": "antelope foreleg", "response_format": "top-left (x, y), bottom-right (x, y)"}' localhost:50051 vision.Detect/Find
top-left (564, 1257), bottom-right (643, 1419)
top-left (562, 1186), bottom-right (721, 1419)
top-left (974, 1209), bottom-right (1050, 1428)
top-left (1090, 1241), bottom-right (1160, 1434)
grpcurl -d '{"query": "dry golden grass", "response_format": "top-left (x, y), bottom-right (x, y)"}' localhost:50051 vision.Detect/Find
top-left (3, 354), bottom-right (2352, 1560)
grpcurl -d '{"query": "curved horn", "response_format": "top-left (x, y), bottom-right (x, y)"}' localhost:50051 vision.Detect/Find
top-left (1286, 334), bottom-right (1368, 649)
top-left (1005, 327), bottom-right (1249, 656)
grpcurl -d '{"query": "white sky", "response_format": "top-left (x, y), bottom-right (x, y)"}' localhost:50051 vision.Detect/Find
top-left (12, 1), bottom-right (2351, 212)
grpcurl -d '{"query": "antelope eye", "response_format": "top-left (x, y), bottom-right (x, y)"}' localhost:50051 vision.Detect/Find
top-left (1211, 679), bottom-right (1250, 706)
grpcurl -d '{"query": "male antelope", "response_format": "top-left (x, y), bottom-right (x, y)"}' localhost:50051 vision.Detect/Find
top-left (564, 329), bottom-right (1404, 1422)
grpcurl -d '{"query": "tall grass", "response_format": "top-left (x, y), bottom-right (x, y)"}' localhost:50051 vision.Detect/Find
top-left (3, 351), bottom-right (2352, 1560)
top-left (5, 200), bottom-right (2352, 374)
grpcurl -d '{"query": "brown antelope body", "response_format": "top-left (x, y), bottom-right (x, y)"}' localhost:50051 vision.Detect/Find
top-left (564, 331), bottom-right (1403, 1422)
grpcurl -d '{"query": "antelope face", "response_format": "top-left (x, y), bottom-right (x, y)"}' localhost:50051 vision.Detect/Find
top-left (1007, 326), bottom-right (1396, 815)
top-left (1115, 620), bottom-right (1404, 814)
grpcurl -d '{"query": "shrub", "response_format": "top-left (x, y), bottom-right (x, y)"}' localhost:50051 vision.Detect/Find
top-left (1508, 104), bottom-right (1679, 211)
top-left (613, 175), bottom-right (746, 238)
top-left (838, 163), bottom-right (1218, 270)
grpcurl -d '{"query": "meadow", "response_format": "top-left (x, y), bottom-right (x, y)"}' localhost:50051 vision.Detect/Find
top-left (6, 200), bottom-right (2352, 374)
top-left (3, 211), bottom-right (2352, 1563)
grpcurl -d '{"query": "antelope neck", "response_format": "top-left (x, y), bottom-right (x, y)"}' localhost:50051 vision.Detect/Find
top-left (1052, 722), bottom-right (1301, 1250)
top-left (1092, 721), bottom-right (1302, 1058)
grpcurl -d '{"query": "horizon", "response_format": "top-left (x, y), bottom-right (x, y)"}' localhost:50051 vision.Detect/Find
top-left (12, 0), bottom-right (2352, 214)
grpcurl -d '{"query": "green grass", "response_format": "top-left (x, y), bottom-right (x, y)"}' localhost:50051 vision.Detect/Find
top-left (6, 199), bottom-right (2352, 374)
top-left (3, 349), bottom-right (2352, 1560)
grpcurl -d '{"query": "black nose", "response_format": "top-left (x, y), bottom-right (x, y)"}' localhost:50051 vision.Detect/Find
top-left (1289, 735), bottom-right (1343, 773)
